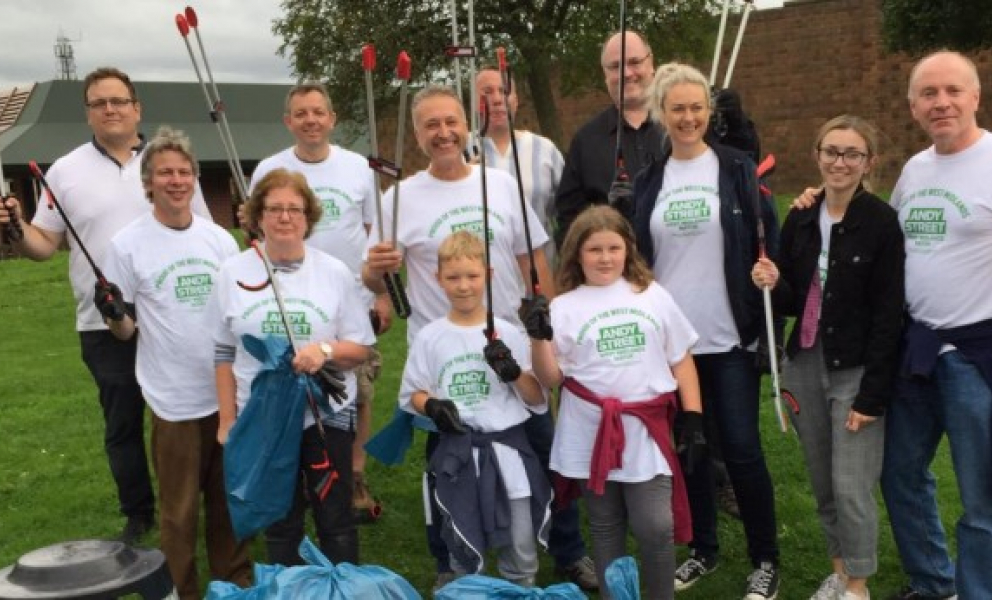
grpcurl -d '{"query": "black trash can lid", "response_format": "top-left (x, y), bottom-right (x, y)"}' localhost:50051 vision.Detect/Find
top-left (0, 540), bottom-right (167, 599)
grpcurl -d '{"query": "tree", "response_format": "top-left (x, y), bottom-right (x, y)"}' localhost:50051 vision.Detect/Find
top-left (883, 0), bottom-right (992, 54)
top-left (273, 0), bottom-right (720, 146)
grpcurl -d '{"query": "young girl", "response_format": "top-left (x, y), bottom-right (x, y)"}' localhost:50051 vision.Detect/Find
top-left (527, 205), bottom-right (705, 600)
top-left (752, 116), bottom-right (904, 600)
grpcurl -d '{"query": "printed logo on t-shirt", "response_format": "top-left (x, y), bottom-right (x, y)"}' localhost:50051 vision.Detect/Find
top-left (577, 307), bottom-right (659, 365)
top-left (658, 185), bottom-right (717, 237)
top-left (312, 187), bottom-right (357, 230)
top-left (596, 321), bottom-right (646, 361)
top-left (437, 352), bottom-right (489, 409)
top-left (450, 220), bottom-right (495, 241)
top-left (261, 311), bottom-right (312, 338)
top-left (428, 205), bottom-right (506, 239)
top-left (174, 273), bottom-right (214, 307)
top-left (900, 188), bottom-right (971, 254)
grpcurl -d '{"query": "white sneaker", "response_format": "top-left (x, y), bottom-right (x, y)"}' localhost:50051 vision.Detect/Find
top-left (840, 590), bottom-right (869, 600)
top-left (810, 573), bottom-right (845, 599)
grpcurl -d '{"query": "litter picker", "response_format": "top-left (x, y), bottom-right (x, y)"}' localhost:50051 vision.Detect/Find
top-left (0, 145), bottom-right (23, 242)
top-left (494, 48), bottom-right (541, 297)
top-left (476, 95), bottom-right (497, 341)
top-left (362, 44), bottom-right (412, 318)
top-left (443, 0), bottom-right (479, 157)
top-left (606, 0), bottom-right (634, 213)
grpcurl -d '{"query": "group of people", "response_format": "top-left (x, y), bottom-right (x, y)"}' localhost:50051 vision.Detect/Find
top-left (0, 27), bottom-right (988, 600)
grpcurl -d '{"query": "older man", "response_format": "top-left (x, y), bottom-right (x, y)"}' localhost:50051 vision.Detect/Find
top-left (881, 51), bottom-right (992, 600)
top-left (553, 30), bottom-right (663, 246)
top-left (0, 67), bottom-right (212, 543)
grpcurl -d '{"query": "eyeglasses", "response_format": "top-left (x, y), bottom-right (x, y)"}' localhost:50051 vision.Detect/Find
top-left (603, 52), bottom-right (653, 73)
top-left (817, 147), bottom-right (868, 166)
top-left (85, 97), bottom-right (136, 110)
top-left (262, 205), bottom-right (307, 218)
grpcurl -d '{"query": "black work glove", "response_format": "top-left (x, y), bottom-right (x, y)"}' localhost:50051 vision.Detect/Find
top-left (314, 361), bottom-right (348, 404)
top-left (518, 294), bottom-right (553, 341)
top-left (483, 338), bottom-right (522, 383)
top-left (607, 179), bottom-right (634, 218)
top-left (677, 411), bottom-right (708, 476)
top-left (424, 398), bottom-right (466, 434)
top-left (94, 280), bottom-right (127, 322)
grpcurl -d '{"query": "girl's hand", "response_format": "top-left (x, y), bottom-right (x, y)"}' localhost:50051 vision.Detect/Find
top-left (845, 410), bottom-right (876, 432)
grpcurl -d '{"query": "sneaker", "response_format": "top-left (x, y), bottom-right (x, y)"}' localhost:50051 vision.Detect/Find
top-left (744, 561), bottom-right (780, 600)
top-left (841, 590), bottom-right (870, 600)
top-left (886, 587), bottom-right (957, 600)
top-left (810, 573), bottom-right (846, 599)
top-left (556, 556), bottom-right (598, 591)
top-left (118, 514), bottom-right (154, 546)
top-left (674, 552), bottom-right (718, 591)
top-left (432, 571), bottom-right (456, 594)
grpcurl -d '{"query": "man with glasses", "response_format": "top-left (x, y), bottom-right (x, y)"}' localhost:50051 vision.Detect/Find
top-left (553, 30), bottom-right (663, 247)
top-left (0, 67), bottom-right (211, 544)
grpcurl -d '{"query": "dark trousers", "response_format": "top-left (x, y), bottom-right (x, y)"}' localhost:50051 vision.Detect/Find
top-left (686, 348), bottom-right (779, 567)
top-left (266, 424), bottom-right (357, 566)
top-left (79, 330), bottom-right (155, 520)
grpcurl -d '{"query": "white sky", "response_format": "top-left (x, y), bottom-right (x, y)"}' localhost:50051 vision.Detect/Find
top-left (0, 0), bottom-right (785, 92)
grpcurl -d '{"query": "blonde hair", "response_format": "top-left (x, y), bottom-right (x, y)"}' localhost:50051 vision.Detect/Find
top-left (245, 168), bottom-right (322, 238)
top-left (814, 115), bottom-right (881, 191)
top-left (557, 205), bottom-right (653, 294)
top-left (647, 62), bottom-right (710, 125)
top-left (437, 230), bottom-right (486, 270)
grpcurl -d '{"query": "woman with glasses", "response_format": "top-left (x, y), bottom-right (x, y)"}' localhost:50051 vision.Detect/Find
top-left (210, 167), bottom-right (374, 566)
top-left (751, 116), bottom-right (905, 600)
top-left (629, 62), bottom-right (783, 600)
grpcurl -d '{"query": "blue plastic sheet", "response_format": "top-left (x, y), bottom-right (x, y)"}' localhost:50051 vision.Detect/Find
top-left (603, 556), bottom-right (639, 600)
top-left (434, 575), bottom-right (585, 599)
top-left (206, 537), bottom-right (421, 599)
top-left (223, 335), bottom-right (327, 540)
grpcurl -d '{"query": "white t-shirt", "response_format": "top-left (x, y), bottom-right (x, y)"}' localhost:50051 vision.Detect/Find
top-left (208, 246), bottom-right (376, 428)
top-left (367, 165), bottom-right (550, 343)
top-left (399, 315), bottom-right (546, 499)
top-left (649, 148), bottom-right (737, 353)
top-left (891, 131), bottom-right (992, 328)
top-left (102, 213), bottom-right (239, 421)
top-left (250, 146), bottom-right (376, 277)
top-left (548, 278), bottom-right (698, 482)
top-left (33, 142), bottom-right (212, 331)
top-left (482, 131), bottom-right (563, 264)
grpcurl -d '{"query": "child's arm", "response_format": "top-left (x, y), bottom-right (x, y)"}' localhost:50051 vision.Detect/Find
top-left (530, 339), bottom-right (564, 389)
top-left (671, 353), bottom-right (702, 414)
top-left (512, 371), bottom-right (547, 406)
top-left (409, 390), bottom-right (429, 415)
top-left (410, 390), bottom-right (465, 434)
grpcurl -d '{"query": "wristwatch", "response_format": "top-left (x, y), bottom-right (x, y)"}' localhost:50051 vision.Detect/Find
top-left (319, 342), bottom-right (334, 360)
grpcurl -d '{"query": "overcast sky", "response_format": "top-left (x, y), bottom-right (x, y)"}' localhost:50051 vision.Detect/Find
top-left (0, 0), bottom-right (784, 92)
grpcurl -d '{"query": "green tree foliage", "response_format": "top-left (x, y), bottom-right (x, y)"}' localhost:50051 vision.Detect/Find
top-left (883, 0), bottom-right (992, 54)
top-left (273, 0), bottom-right (720, 145)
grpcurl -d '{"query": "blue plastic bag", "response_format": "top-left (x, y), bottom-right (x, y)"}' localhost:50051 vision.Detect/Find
top-left (603, 556), bottom-right (639, 600)
top-left (206, 537), bottom-right (421, 600)
top-left (224, 335), bottom-right (326, 540)
top-left (434, 574), bottom-right (585, 599)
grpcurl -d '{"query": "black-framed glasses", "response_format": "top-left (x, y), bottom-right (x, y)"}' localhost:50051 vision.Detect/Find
top-left (817, 147), bottom-right (868, 166)
top-left (603, 52), bottom-right (653, 73)
top-left (262, 205), bottom-right (306, 218)
top-left (85, 97), bottom-right (136, 110)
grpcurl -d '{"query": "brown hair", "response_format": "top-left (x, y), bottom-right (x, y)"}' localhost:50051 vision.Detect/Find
top-left (284, 82), bottom-right (334, 114)
top-left (814, 114), bottom-right (881, 191)
top-left (83, 67), bottom-right (137, 104)
top-left (437, 230), bottom-right (486, 270)
top-left (245, 168), bottom-right (322, 238)
top-left (557, 205), bottom-right (653, 294)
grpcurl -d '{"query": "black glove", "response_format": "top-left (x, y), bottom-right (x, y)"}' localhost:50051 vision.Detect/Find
top-left (483, 338), bottom-right (522, 383)
top-left (518, 294), bottom-right (553, 341)
top-left (677, 411), bottom-right (708, 476)
top-left (607, 179), bottom-right (634, 217)
top-left (94, 280), bottom-right (127, 322)
top-left (424, 397), bottom-right (466, 434)
top-left (314, 361), bottom-right (348, 404)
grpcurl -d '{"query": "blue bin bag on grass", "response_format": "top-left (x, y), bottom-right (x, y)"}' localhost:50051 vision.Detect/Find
top-left (224, 334), bottom-right (329, 540)
top-left (603, 556), bottom-right (639, 600)
top-left (206, 536), bottom-right (421, 600)
top-left (434, 575), bottom-right (585, 599)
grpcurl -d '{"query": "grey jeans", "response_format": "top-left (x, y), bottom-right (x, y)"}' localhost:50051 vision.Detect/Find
top-left (582, 475), bottom-right (675, 600)
top-left (783, 341), bottom-right (885, 577)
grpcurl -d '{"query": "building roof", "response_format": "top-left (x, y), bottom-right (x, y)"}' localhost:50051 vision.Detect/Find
top-left (0, 80), bottom-right (369, 167)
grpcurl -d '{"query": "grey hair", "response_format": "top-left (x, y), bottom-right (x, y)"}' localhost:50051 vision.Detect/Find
top-left (141, 126), bottom-right (199, 189)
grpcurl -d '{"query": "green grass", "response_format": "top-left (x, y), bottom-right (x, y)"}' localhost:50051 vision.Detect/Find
top-left (0, 250), bottom-right (962, 599)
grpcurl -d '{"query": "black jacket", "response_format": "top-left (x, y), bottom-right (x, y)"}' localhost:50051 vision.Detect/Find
top-left (773, 188), bottom-right (905, 415)
top-left (554, 106), bottom-right (665, 248)
top-left (631, 144), bottom-right (780, 350)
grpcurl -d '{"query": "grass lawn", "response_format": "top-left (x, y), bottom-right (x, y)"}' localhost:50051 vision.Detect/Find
top-left (0, 249), bottom-right (961, 599)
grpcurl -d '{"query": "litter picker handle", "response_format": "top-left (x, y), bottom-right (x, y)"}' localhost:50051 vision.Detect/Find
top-left (383, 272), bottom-right (411, 319)
top-left (0, 154), bottom-right (24, 242)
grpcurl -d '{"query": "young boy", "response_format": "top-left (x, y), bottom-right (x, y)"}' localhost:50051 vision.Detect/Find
top-left (399, 231), bottom-right (551, 587)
